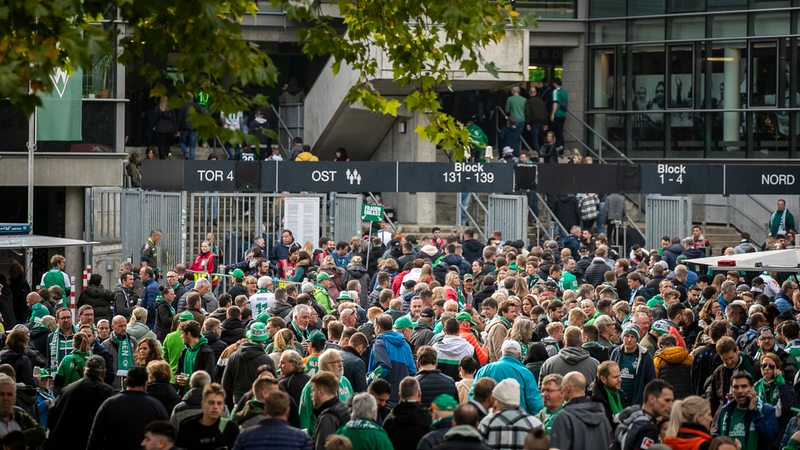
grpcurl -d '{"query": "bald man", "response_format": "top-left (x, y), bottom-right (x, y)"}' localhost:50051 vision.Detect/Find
top-left (550, 371), bottom-right (611, 450)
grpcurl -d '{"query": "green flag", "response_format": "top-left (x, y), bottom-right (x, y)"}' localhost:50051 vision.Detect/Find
top-left (36, 68), bottom-right (83, 141)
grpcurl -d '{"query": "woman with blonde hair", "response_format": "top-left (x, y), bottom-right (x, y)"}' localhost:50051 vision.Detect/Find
top-left (663, 395), bottom-right (713, 450)
top-left (514, 276), bottom-right (529, 300)
top-left (269, 328), bottom-right (296, 368)
top-left (419, 263), bottom-right (434, 285)
top-left (431, 286), bottom-right (447, 304)
top-left (128, 307), bottom-right (157, 341)
top-left (507, 316), bottom-right (534, 360)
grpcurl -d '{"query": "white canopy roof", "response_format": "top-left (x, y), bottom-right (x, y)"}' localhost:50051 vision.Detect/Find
top-left (0, 234), bottom-right (98, 249)
top-left (684, 248), bottom-right (800, 272)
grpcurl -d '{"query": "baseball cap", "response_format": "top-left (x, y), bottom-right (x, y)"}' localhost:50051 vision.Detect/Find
top-left (307, 330), bottom-right (327, 345)
top-left (178, 311), bottom-right (194, 321)
top-left (579, 246), bottom-right (590, 252)
top-left (455, 311), bottom-right (476, 325)
top-left (463, 274), bottom-right (474, 281)
top-left (38, 368), bottom-right (51, 379)
top-left (229, 268), bottom-right (245, 279)
top-left (338, 292), bottom-right (353, 301)
top-left (246, 322), bottom-right (270, 342)
top-left (736, 284), bottom-right (750, 292)
top-left (431, 394), bottom-right (458, 412)
top-left (393, 316), bottom-right (418, 330)
top-left (316, 273), bottom-right (332, 282)
top-left (420, 307), bottom-right (435, 319)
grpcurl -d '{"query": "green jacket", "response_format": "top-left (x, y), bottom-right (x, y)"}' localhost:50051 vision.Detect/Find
top-left (162, 330), bottom-right (185, 381)
top-left (335, 419), bottom-right (394, 450)
top-left (313, 285), bottom-right (334, 314)
top-left (299, 376), bottom-right (353, 433)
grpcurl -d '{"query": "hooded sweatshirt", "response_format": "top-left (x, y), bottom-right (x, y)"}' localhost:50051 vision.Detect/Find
top-left (367, 331), bottom-right (417, 405)
top-left (539, 346), bottom-right (600, 387)
top-left (433, 334), bottom-right (476, 380)
top-left (221, 340), bottom-right (273, 407)
top-left (550, 397), bottom-right (612, 450)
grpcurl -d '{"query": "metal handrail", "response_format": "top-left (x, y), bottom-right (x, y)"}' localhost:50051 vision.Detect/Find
top-left (493, 106), bottom-right (534, 155)
top-left (458, 193), bottom-right (489, 241)
top-left (270, 104), bottom-right (295, 155)
top-left (528, 205), bottom-right (553, 242)
top-left (625, 212), bottom-right (645, 240)
top-left (564, 127), bottom-right (605, 163)
top-left (694, 201), bottom-right (765, 234)
top-left (745, 194), bottom-right (773, 217)
top-left (535, 193), bottom-right (568, 239)
top-left (566, 110), bottom-right (633, 164)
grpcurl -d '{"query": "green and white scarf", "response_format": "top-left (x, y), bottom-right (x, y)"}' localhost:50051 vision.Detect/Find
top-left (114, 334), bottom-right (133, 375)
top-left (49, 332), bottom-right (73, 375)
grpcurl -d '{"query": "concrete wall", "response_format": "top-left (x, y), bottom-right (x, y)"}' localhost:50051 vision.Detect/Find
top-left (691, 194), bottom-right (784, 240)
top-left (0, 153), bottom-right (127, 187)
top-left (372, 111), bottom-right (437, 224)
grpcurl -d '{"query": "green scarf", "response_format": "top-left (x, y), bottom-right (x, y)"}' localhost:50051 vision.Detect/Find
top-left (499, 316), bottom-right (512, 329)
top-left (114, 334), bottom-right (134, 373)
top-left (605, 385), bottom-right (623, 415)
top-left (156, 295), bottom-right (175, 316)
top-left (182, 334), bottom-right (209, 375)
top-left (257, 288), bottom-right (271, 294)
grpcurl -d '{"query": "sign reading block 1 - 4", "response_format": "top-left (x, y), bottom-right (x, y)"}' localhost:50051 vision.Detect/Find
top-left (361, 204), bottom-right (384, 222)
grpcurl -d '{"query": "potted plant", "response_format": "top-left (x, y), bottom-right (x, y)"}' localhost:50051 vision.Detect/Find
top-left (92, 53), bottom-right (114, 98)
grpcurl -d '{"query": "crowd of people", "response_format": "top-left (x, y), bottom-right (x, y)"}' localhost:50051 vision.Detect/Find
top-left (2, 217), bottom-right (800, 450)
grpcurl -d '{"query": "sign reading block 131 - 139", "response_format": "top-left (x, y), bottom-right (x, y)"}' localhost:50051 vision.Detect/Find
top-left (397, 162), bottom-right (514, 193)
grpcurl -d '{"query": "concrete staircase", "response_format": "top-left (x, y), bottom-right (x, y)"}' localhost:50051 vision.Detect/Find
top-left (699, 225), bottom-right (742, 256)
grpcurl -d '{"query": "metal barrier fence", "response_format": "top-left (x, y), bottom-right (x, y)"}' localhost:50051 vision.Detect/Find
top-left (645, 194), bottom-right (692, 250)
top-left (487, 194), bottom-right (529, 246)
top-left (332, 193), bottom-right (363, 243)
top-left (87, 188), bottom-right (184, 273)
top-left (186, 192), bottom-right (329, 265)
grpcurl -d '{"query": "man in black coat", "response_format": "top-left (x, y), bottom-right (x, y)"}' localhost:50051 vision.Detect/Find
top-left (414, 346), bottom-right (458, 408)
top-left (383, 377), bottom-right (432, 450)
top-left (221, 322), bottom-right (274, 409)
top-left (47, 356), bottom-right (113, 450)
top-left (87, 366), bottom-right (168, 449)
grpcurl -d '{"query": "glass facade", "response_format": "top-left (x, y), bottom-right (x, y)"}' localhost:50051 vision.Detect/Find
top-left (587, 2), bottom-right (800, 158)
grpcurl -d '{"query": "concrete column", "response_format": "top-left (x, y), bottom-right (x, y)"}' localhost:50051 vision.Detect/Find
top-left (374, 111), bottom-right (437, 224)
top-left (723, 47), bottom-right (742, 145)
top-left (64, 187), bottom-right (85, 284)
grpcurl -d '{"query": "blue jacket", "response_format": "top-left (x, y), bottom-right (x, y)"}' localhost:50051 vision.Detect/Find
top-left (714, 399), bottom-right (778, 450)
top-left (775, 293), bottom-right (792, 313)
top-left (368, 331), bottom-right (417, 406)
top-left (140, 278), bottom-right (159, 328)
top-left (470, 354), bottom-right (543, 414)
top-left (609, 345), bottom-right (656, 406)
top-left (234, 417), bottom-right (312, 450)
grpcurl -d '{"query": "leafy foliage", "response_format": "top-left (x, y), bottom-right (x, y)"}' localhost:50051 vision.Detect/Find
top-left (282, 0), bottom-right (533, 160)
top-left (0, 0), bottom-right (532, 156)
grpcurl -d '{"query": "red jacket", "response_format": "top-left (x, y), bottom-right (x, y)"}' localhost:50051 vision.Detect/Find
top-left (459, 325), bottom-right (488, 365)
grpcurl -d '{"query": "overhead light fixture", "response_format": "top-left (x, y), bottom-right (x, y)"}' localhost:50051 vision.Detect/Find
top-left (706, 57), bottom-right (734, 62)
